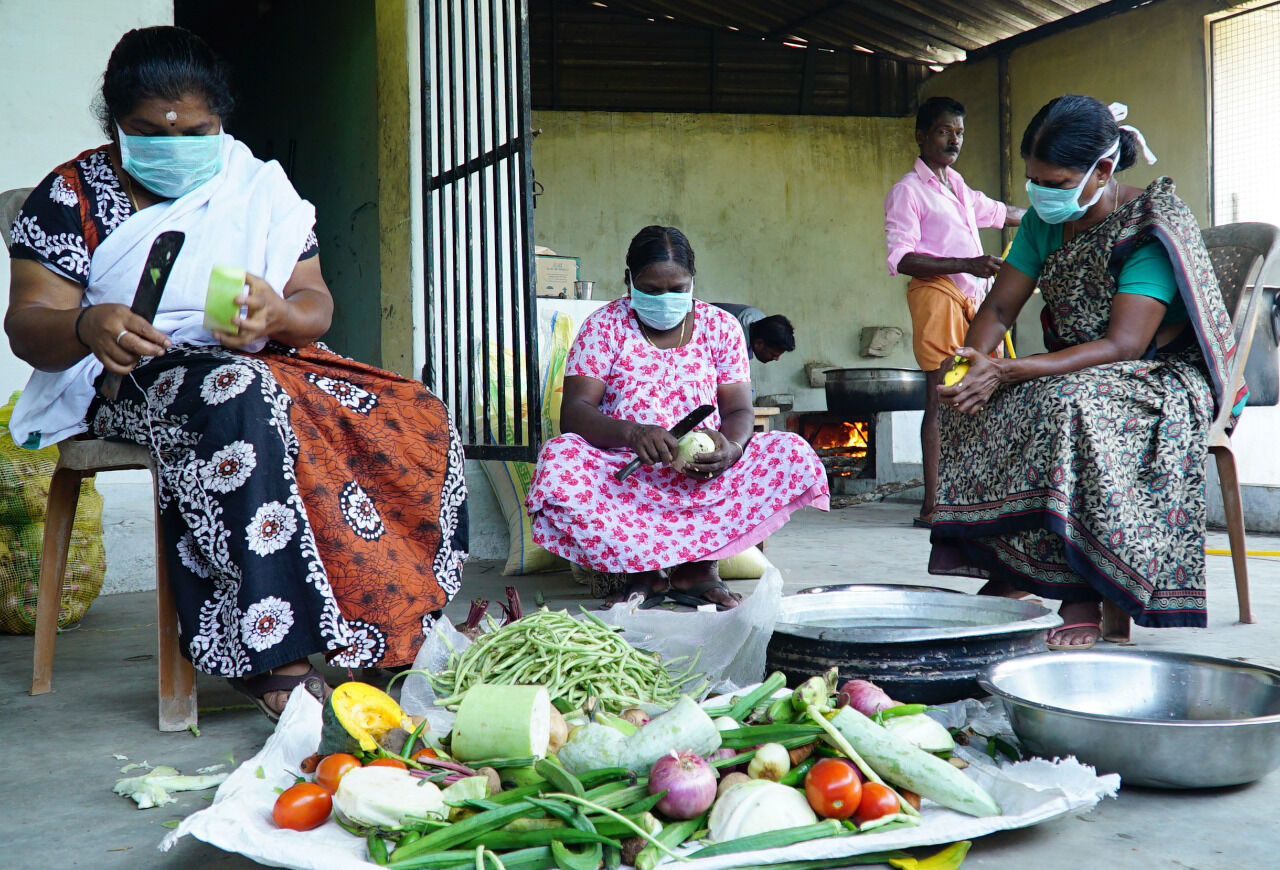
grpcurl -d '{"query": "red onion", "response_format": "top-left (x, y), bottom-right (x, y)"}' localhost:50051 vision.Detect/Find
top-left (648, 750), bottom-right (717, 819)
top-left (838, 679), bottom-right (896, 716)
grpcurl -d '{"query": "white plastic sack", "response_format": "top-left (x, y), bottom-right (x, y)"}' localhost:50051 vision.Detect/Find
top-left (594, 565), bottom-right (783, 694)
top-left (398, 565), bottom-right (784, 717)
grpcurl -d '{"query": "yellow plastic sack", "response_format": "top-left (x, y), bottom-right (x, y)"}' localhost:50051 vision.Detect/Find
top-left (480, 459), bottom-right (568, 576)
top-left (482, 310), bottom-right (577, 576)
top-left (0, 393), bottom-right (107, 634)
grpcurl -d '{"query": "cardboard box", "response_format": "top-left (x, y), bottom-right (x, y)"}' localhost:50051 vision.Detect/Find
top-left (536, 254), bottom-right (580, 298)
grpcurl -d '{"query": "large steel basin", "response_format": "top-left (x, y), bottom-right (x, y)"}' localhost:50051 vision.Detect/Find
top-left (981, 650), bottom-right (1280, 788)
top-left (766, 586), bottom-right (1060, 704)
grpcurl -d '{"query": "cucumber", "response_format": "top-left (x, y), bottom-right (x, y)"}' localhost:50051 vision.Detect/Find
top-left (828, 707), bottom-right (999, 817)
top-left (620, 696), bottom-right (721, 772)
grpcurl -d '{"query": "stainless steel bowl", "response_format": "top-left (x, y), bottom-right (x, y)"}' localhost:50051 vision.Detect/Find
top-left (980, 650), bottom-right (1280, 788)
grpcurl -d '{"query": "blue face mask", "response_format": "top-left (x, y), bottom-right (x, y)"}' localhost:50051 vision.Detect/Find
top-left (630, 282), bottom-right (693, 331)
top-left (1025, 139), bottom-right (1118, 225)
top-left (117, 125), bottom-right (224, 199)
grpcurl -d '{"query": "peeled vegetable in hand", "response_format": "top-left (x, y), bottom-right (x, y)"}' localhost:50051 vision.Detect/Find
top-left (204, 265), bottom-right (246, 334)
top-left (943, 356), bottom-right (970, 386)
top-left (671, 430), bottom-right (716, 472)
top-left (649, 750), bottom-right (717, 819)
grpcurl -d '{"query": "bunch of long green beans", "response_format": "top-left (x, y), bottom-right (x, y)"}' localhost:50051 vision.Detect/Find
top-left (429, 608), bottom-right (705, 712)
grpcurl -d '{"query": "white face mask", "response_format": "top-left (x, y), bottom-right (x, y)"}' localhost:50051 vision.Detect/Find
top-left (629, 281), bottom-right (693, 330)
top-left (1025, 139), bottom-right (1119, 225)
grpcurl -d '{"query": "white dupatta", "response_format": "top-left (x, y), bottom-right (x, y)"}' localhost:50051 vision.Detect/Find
top-left (11, 134), bottom-right (316, 449)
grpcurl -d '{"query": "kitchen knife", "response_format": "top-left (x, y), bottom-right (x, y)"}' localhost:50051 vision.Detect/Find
top-left (613, 403), bottom-right (714, 483)
top-left (99, 231), bottom-right (185, 400)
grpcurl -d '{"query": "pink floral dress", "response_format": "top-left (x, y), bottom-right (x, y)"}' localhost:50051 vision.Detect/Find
top-left (527, 299), bottom-right (829, 573)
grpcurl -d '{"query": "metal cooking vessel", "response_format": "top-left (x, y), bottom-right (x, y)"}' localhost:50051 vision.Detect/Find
top-left (766, 587), bottom-right (1060, 704)
top-left (981, 650), bottom-right (1280, 788)
top-left (824, 367), bottom-right (927, 416)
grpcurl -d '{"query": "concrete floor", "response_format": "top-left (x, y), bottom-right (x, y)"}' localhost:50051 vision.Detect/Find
top-left (1, 476), bottom-right (1276, 870)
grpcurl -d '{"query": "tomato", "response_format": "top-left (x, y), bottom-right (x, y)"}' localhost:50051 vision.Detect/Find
top-left (803, 758), bottom-right (862, 820)
top-left (367, 757), bottom-right (408, 770)
top-left (854, 781), bottom-right (900, 825)
top-left (410, 746), bottom-right (439, 763)
top-left (314, 752), bottom-right (362, 793)
top-left (272, 782), bottom-right (332, 831)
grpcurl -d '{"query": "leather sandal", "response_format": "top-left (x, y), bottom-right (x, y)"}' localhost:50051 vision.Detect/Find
top-left (227, 664), bottom-right (329, 723)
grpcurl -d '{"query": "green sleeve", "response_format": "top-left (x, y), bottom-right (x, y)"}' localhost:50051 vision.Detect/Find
top-left (1117, 242), bottom-right (1187, 322)
top-left (1004, 208), bottom-right (1060, 279)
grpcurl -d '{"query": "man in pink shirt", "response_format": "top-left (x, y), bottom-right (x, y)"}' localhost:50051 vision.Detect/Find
top-left (884, 96), bottom-right (1024, 527)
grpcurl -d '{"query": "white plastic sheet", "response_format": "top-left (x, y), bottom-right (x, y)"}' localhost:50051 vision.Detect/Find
top-left (161, 683), bottom-right (1119, 868)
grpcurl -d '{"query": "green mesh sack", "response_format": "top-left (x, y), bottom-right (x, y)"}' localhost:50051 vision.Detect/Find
top-left (0, 393), bottom-right (107, 634)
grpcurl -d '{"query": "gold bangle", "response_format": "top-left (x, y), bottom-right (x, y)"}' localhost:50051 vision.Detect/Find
top-left (727, 439), bottom-right (743, 457)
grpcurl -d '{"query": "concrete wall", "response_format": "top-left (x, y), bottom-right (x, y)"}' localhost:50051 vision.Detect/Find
top-left (529, 110), bottom-right (954, 413)
top-left (0, 0), bottom-right (173, 399)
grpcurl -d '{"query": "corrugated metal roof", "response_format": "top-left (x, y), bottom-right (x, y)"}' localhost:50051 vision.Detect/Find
top-left (573, 0), bottom-right (1129, 65)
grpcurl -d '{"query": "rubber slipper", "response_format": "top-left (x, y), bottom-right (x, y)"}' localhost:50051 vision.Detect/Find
top-left (605, 574), bottom-right (669, 610)
top-left (665, 577), bottom-right (742, 612)
top-left (1045, 622), bottom-right (1101, 651)
top-left (227, 664), bottom-right (329, 723)
top-left (912, 515), bottom-right (933, 529)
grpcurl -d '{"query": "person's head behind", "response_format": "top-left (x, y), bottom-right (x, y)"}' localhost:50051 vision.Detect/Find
top-left (749, 315), bottom-right (795, 363)
top-left (915, 96), bottom-right (965, 169)
top-left (98, 26), bottom-right (233, 140)
top-left (1020, 95), bottom-right (1140, 224)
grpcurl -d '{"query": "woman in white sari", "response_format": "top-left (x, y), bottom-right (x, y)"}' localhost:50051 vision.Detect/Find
top-left (5, 26), bottom-right (468, 720)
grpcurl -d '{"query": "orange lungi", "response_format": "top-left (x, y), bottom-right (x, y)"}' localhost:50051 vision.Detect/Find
top-left (906, 275), bottom-right (978, 372)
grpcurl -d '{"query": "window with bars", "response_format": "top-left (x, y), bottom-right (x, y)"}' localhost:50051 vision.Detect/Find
top-left (1210, 2), bottom-right (1280, 226)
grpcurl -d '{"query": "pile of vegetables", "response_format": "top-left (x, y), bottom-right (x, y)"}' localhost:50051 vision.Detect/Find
top-left (417, 608), bottom-right (706, 714)
top-left (273, 664), bottom-right (995, 869)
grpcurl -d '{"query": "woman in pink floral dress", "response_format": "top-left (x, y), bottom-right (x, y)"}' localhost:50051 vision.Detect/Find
top-left (527, 226), bottom-right (828, 608)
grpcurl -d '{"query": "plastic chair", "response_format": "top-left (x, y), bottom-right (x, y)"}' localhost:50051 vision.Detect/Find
top-left (1, 186), bottom-right (197, 731)
top-left (1101, 222), bottom-right (1280, 642)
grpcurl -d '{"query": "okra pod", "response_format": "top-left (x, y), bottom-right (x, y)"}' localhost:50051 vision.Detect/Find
top-left (726, 672), bottom-right (788, 722)
top-left (634, 812), bottom-right (708, 870)
top-left (718, 723), bottom-right (824, 748)
top-left (367, 834), bottom-right (390, 866)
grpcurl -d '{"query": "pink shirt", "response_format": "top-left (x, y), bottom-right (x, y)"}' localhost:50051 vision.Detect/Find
top-left (884, 157), bottom-right (1008, 301)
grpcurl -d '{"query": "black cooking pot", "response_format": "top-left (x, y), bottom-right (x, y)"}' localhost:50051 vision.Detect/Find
top-left (824, 367), bottom-right (927, 416)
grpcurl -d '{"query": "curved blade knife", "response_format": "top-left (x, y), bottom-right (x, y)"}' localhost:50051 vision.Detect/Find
top-left (613, 403), bottom-right (714, 483)
top-left (99, 230), bottom-right (185, 400)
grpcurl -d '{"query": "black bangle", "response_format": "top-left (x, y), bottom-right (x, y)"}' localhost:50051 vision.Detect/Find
top-left (74, 305), bottom-right (93, 349)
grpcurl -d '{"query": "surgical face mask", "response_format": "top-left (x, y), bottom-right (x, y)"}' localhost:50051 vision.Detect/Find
top-left (1025, 139), bottom-right (1119, 225)
top-left (117, 125), bottom-right (224, 199)
top-left (629, 282), bottom-right (693, 331)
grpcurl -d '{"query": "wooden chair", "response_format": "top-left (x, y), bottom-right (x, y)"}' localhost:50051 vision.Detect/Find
top-left (2, 186), bottom-right (197, 731)
top-left (1101, 222), bottom-right (1280, 642)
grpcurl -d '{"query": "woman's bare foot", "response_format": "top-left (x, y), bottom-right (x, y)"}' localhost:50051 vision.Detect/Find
top-left (604, 570), bottom-right (668, 607)
top-left (1046, 600), bottom-right (1102, 649)
top-left (977, 578), bottom-right (1032, 599)
top-left (668, 560), bottom-right (741, 610)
